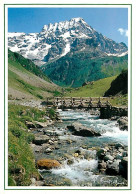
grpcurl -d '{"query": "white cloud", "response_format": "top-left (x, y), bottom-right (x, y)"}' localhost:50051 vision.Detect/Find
top-left (125, 30), bottom-right (128, 37)
top-left (118, 28), bottom-right (128, 37)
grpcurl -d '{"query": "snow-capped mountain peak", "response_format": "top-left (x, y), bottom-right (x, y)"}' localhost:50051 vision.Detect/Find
top-left (41, 17), bottom-right (89, 33)
top-left (8, 17), bottom-right (128, 66)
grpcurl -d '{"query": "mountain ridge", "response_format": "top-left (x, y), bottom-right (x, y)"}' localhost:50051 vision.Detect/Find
top-left (8, 17), bottom-right (128, 67)
top-left (44, 53), bottom-right (128, 88)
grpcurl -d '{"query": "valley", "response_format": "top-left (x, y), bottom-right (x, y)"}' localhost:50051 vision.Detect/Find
top-left (7, 16), bottom-right (128, 188)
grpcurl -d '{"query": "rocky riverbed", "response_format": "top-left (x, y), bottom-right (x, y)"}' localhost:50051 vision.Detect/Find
top-left (29, 109), bottom-right (128, 187)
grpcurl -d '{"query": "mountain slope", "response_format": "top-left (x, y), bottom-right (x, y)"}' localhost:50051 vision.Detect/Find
top-left (8, 50), bottom-right (62, 100)
top-left (8, 17), bottom-right (127, 67)
top-left (104, 69), bottom-right (128, 96)
top-left (64, 75), bottom-right (117, 97)
top-left (44, 53), bottom-right (128, 87)
top-left (8, 49), bottom-right (50, 82)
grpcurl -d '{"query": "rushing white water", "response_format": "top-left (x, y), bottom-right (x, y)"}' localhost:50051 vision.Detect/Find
top-left (57, 109), bottom-right (128, 145)
top-left (38, 109), bottom-right (128, 186)
top-left (51, 158), bottom-right (98, 185)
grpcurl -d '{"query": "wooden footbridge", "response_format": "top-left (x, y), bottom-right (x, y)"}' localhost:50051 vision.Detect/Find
top-left (41, 97), bottom-right (112, 109)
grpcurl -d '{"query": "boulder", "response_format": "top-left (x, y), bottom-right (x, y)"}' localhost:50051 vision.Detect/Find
top-left (117, 117), bottom-right (128, 131)
top-left (67, 122), bottom-right (101, 137)
top-left (25, 121), bottom-right (36, 129)
top-left (35, 121), bottom-right (48, 128)
top-left (34, 145), bottom-right (42, 153)
top-left (74, 153), bottom-right (79, 157)
top-left (43, 130), bottom-right (58, 136)
top-left (104, 154), bottom-right (114, 162)
top-left (48, 140), bottom-right (54, 145)
top-left (106, 160), bottom-right (121, 175)
top-left (44, 148), bottom-right (53, 153)
top-left (67, 159), bottom-right (74, 165)
top-left (122, 151), bottom-right (128, 157)
top-left (119, 157), bottom-right (128, 179)
top-left (115, 154), bottom-right (123, 160)
top-left (30, 178), bottom-right (45, 186)
top-left (33, 135), bottom-right (50, 145)
top-left (37, 159), bottom-right (61, 169)
top-left (98, 160), bottom-right (107, 170)
top-left (97, 148), bottom-right (107, 160)
top-left (115, 143), bottom-right (124, 149)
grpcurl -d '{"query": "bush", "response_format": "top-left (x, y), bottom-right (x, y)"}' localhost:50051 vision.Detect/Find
top-left (10, 127), bottom-right (22, 138)
top-left (26, 134), bottom-right (35, 144)
top-left (48, 108), bottom-right (56, 119)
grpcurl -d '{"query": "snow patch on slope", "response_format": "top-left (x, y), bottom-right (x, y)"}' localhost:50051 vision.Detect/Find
top-left (106, 51), bottom-right (128, 57)
top-left (61, 43), bottom-right (71, 57)
top-left (8, 32), bottom-right (25, 37)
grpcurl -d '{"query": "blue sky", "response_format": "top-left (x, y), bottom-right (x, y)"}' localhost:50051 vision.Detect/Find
top-left (8, 7), bottom-right (128, 45)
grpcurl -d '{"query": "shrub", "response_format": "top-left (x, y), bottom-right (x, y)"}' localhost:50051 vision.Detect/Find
top-left (10, 127), bottom-right (22, 138)
top-left (26, 134), bottom-right (35, 144)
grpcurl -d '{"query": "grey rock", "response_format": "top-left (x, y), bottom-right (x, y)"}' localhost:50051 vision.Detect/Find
top-left (67, 122), bottom-right (101, 137)
top-left (33, 135), bottom-right (50, 145)
top-left (97, 148), bottom-right (107, 160)
top-left (115, 154), bottom-right (123, 160)
top-left (67, 159), bottom-right (74, 165)
top-left (106, 160), bottom-right (121, 175)
top-left (119, 157), bottom-right (128, 179)
top-left (98, 160), bottom-right (107, 169)
top-left (115, 143), bottom-right (124, 149)
top-left (117, 116), bottom-right (128, 131)
top-left (104, 155), bottom-right (114, 162)
top-left (35, 121), bottom-right (48, 128)
top-left (48, 140), bottom-right (54, 145)
top-left (25, 121), bottom-right (36, 129)
top-left (122, 151), bottom-right (128, 157)
top-left (30, 178), bottom-right (45, 186)
top-left (44, 148), bottom-right (52, 153)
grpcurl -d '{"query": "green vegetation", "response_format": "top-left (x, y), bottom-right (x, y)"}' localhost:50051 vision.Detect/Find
top-left (8, 103), bottom-right (48, 186)
top-left (64, 76), bottom-right (117, 97)
top-left (103, 70), bottom-right (128, 107)
top-left (109, 94), bottom-right (128, 107)
top-left (47, 108), bottom-right (56, 120)
top-left (8, 49), bottom-right (50, 82)
top-left (8, 68), bottom-right (45, 99)
top-left (8, 102), bottom-right (59, 186)
top-left (64, 71), bottom-right (128, 107)
top-left (104, 69), bottom-right (128, 96)
top-left (8, 50), bottom-right (62, 100)
top-left (44, 51), bottom-right (128, 87)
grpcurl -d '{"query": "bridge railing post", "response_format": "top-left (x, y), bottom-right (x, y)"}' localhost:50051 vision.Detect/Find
top-left (63, 97), bottom-right (66, 105)
top-left (97, 97), bottom-right (102, 107)
top-left (88, 97), bottom-right (93, 108)
top-left (106, 100), bottom-right (112, 107)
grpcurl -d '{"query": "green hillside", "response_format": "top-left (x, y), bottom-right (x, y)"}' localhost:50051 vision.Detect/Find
top-left (64, 75), bottom-right (117, 97)
top-left (43, 51), bottom-right (128, 88)
top-left (8, 49), bottom-right (50, 82)
top-left (8, 50), bottom-right (62, 100)
top-left (104, 69), bottom-right (128, 96)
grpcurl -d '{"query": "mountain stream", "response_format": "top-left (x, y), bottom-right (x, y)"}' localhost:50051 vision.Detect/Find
top-left (32, 109), bottom-right (128, 187)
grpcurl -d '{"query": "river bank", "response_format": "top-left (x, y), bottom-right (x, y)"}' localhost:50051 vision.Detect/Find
top-left (8, 102), bottom-right (58, 186)
top-left (8, 100), bottom-right (128, 187)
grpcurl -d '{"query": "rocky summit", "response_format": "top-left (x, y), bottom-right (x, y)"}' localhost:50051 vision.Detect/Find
top-left (8, 17), bottom-right (128, 67)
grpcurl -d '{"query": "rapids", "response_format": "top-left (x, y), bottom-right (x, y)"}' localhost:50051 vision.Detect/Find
top-left (33, 109), bottom-right (128, 187)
